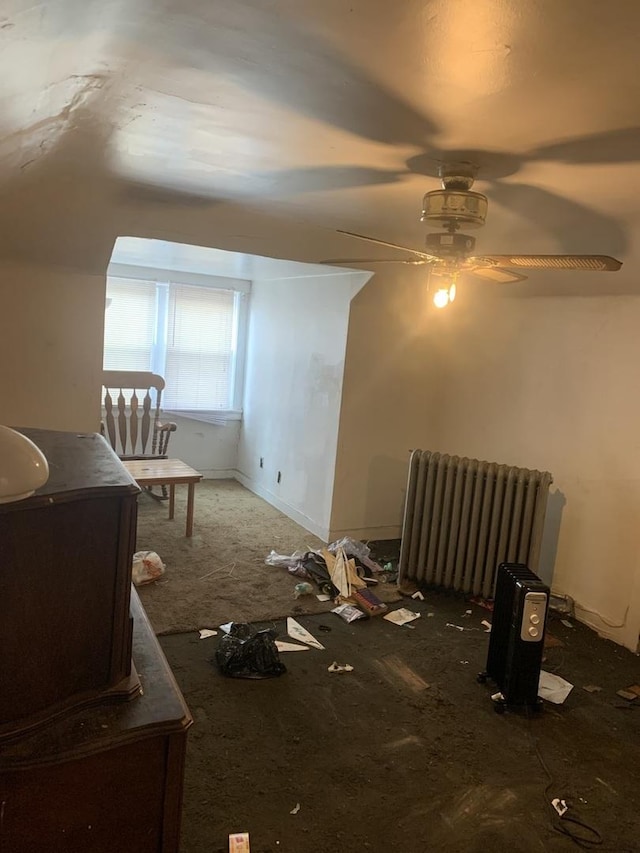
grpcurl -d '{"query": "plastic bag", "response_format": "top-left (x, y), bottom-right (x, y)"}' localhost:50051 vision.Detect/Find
top-left (132, 550), bottom-right (165, 586)
top-left (215, 623), bottom-right (287, 679)
top-left (264, 549), bottom-right (307, 568)
top-left (327, 537), bottom-right (371, 560)
top-left (327, 537), bottom-right (382, 574)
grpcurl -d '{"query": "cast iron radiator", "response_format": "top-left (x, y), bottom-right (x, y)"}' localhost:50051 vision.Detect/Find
top-left (397, 450), bottom-right (553, 598)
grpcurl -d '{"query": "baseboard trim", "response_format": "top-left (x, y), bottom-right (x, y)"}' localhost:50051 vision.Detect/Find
top-left (328, 525), bottom-right (401, 542)
top-left (234, 472), bottom-right (330, 542)
top-left (200, 469), bottom-right (237, 480)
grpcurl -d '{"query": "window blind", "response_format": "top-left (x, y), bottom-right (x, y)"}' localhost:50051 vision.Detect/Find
top-left (164, 284), bottom-right (235, 410)
top-left (103, 275), bottom-right (239, 412)
top-left (103, 277), bottom-right (156, 371)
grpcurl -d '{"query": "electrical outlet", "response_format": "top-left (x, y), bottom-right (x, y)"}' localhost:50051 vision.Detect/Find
top-left (277, 471), bottom-right (281, 484)
top-left (259, 457), bottom-right (264, 468)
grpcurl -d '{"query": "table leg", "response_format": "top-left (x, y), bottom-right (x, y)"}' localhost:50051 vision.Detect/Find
top-left (169, 484), bottom-right (175, 520)
top-left (186, 482), bottom-right (195, 537)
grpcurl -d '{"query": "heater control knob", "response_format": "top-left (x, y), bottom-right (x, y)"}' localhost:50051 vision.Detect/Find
top-left (521, 591), bottom-right (548, 642)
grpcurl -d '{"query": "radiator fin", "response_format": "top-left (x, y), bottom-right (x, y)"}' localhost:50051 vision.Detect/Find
top-left (398, 450), bottom-right (553, 597)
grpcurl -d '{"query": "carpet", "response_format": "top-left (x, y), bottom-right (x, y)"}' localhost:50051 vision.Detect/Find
top-left (135, 479), bottom-right (334, 635)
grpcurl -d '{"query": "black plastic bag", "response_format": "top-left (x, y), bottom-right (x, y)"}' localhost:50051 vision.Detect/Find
top-left (215, 623), bottom-right (286, 679)
top-left (301, 552), bottom-right (338, 598)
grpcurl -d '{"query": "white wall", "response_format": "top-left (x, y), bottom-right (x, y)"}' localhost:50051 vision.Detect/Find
top-left (237, 269), bottom-right (369, 540)
top-left (166, 415), bottom-right (240, 478)
top-left (329, 267), bottom-right (441, 541)
top-left (0, 259), bottom-right (105, 433)
top-left (425, 287), bottom-right (640, 651)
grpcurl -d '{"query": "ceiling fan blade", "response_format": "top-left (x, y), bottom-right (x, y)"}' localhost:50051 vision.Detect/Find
top-left (321, 257), bottom-right (430, 266)
top-left (472, 254), bottom-right (622, 272)
top-left (468, 267), bottom-right (529, 284)
top-left (337, 230), bottom-right (438, 260)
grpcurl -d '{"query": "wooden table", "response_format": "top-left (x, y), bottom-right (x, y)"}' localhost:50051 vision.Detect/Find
top-left (123, 459), bottom-right (203, 537)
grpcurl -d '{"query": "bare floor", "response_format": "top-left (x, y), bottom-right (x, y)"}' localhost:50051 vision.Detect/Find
top-left (161, 593), bottom-right (640, 853)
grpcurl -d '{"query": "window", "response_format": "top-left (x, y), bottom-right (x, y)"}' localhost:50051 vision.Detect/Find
top-left (103, 277), bottom-right (157, 371)
top-left (104, 270), bottom-right (248, 417)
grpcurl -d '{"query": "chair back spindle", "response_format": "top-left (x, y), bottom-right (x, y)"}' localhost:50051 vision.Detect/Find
top-left (101, 371), bottom-right (176, 461)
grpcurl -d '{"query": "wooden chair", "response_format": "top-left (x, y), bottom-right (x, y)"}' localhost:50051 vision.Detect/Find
top-left (102, 370), bottom-right (177, 499)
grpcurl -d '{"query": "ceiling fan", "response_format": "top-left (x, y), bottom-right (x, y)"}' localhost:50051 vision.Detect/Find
top-left (325, 162), bottom-right (623, 307)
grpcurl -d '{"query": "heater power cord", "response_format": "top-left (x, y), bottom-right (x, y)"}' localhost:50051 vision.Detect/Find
top-left (526, 709), bottom-right (603, 849)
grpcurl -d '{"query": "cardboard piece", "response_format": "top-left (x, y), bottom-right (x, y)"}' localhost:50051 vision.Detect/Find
top-left (616, 689), bottom-right (638, 702)
top-left (229, 832), bottom-right (250, 852)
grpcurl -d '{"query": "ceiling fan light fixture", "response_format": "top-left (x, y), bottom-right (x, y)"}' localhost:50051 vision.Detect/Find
top-left (421, 189), bottom-right (488, 229)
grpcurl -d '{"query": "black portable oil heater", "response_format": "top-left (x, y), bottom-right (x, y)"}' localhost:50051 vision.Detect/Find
top-left (480, 562), bottom-right (549, 710)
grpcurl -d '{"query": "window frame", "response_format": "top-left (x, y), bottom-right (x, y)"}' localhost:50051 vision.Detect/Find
top-left (106, 262), bottom-right (250, 422)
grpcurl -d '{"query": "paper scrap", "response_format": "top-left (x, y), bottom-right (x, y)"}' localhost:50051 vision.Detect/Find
top-left (427, 612), bottom-right (434, 618)
top-left (276, 641), bottom-right (310, 652)
top-left (582, 684), bottom-right (602, 694)
top-left (481, 620), bottom-right (492, 632)
top-left (229, 832), bottom-right (250, 853)
top-left (445, 623), bottom-right (465, 632)
top-left (290, 803), bottom-right (301, 815)
top-left (411, 591), bottom-right (425, 601)
top-left (316, 593), bottom-right (331, 602)
top-left (219, 622), bottom-right (233, 634)
top-left (383, 608), bottom-right (421, 627)
top-left (625, 684), bottom-right (640, 696)
top-left (332, 603), bottom-right (366, 623)
top-left (327, 661), bottom-right (354, 673)
top-left (561, 619), bottom-right (574, 628)
top-left (552, 798), bottom-right (568, 817)
top-left (198, 629), bottom-right (218, 640)
top-left (538, 670), bottom-right (574, 704)
top-left (286, 617), bottom-right (325, 650)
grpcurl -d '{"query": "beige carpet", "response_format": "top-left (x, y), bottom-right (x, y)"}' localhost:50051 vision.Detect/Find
top-left (135, 479), bottom-right (334, 634)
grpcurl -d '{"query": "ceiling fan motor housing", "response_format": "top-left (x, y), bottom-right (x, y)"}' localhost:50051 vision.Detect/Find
top-left (421, 189), bottom-right (488, 229)
top-left (425, 232), bottom-right (476, 258)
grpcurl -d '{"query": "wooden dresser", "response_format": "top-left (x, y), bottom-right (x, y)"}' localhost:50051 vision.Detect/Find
top-left (0, 429), bottom-right (192, 852)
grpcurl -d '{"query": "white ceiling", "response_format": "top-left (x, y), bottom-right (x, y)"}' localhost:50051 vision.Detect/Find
top-left (2, 0), bottom-right (640, 293)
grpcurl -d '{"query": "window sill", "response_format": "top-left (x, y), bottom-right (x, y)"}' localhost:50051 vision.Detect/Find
top-left (164, 410), bottom-right (242, 426)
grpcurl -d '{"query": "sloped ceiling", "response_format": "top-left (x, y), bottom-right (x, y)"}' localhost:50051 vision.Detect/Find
top-left (2, 0), bottom-right (640, 292)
